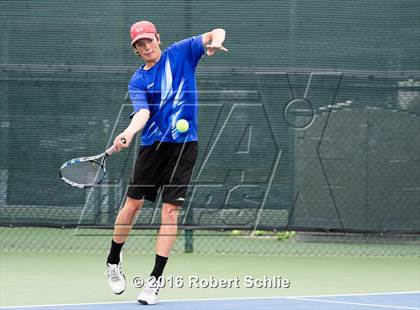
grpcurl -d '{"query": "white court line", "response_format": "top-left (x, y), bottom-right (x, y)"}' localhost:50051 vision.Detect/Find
top-left (303, 72), bottom-right (313, 99)
top-left (2, 291), bottom-right (419, 309)
top-left (288, 297), bottom-right (420, 310)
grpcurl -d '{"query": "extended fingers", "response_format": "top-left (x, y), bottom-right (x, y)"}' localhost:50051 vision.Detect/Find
top-left (206, 45), bottom-right (228, 54)
top-left (206, 44), bottom-right (228, 52)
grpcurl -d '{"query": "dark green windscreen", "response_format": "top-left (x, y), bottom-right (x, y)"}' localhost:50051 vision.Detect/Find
top-left (0, 1), bottom-right (419, 233)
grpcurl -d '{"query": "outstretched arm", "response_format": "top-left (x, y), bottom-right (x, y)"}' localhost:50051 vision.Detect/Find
top-left (202, 28), bottom-right (228, 56)
top-left (113, 109), bottom-right (150, 151)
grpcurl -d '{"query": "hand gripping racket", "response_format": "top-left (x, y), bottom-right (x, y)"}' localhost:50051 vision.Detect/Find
top-left (59, 139), bottom-right (126, 189)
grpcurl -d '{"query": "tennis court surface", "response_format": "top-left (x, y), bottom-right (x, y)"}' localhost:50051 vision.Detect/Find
top-left (3, 293), bottom-right (419, 310)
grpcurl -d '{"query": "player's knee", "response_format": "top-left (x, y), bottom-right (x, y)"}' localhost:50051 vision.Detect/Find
top-left (125, 197), bottom-right (144, 213)
top-left (162, 204), bottom-right (180, 223)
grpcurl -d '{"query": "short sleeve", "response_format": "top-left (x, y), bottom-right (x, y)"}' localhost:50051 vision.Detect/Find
top-left (128, 83), bottom-right (148, 119)
top-left (173, 35), bottom-right (205, 68)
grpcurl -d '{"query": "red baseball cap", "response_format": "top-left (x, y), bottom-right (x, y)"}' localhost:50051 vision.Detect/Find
top-left (130, 21), bottom-right (157, 46)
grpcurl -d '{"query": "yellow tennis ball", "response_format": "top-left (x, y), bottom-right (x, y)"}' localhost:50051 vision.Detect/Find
top-left (231, 230), bottom-right (241, 236)
top-left (176, 119), bottom-right (189, 133)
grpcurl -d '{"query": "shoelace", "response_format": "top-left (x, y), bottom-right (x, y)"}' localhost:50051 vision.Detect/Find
top-left (107, 264), bottom-right (122, 282)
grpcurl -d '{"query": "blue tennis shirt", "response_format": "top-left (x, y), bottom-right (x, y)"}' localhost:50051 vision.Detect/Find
top-left (128, 35), bottom-right (205, 146)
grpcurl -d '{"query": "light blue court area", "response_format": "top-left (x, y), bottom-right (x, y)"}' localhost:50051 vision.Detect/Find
top-left (4, 292), bottom-right (420, 310)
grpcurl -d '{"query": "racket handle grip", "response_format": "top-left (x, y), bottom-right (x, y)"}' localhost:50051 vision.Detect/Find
top-left (105, 138), bottom-right (127, 156)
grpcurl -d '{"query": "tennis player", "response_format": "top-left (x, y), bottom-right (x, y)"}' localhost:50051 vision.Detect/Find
top-left (105, 20), bottom-right (227, 305)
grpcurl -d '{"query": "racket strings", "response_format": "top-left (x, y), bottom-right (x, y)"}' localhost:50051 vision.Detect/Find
top-left (61, 160), bottom-right (106, 185)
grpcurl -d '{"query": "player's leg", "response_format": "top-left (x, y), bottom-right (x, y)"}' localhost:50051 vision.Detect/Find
top-left (105, 197), bottom-right (144, 295)
top-left (156, 202), bottom-right (181, 257)
top-left (108, 197), bottom-right (144, 263)
top-left (138, 142), bottom-right (197, 305)
top-left (153, 203), bottom-right (181, 279)
top-left (106, 143), bottom-right (159, 295)
top-left (137, 202), bottom-right (181, 305)
top-left (152, 142), bottom-right (196, 278)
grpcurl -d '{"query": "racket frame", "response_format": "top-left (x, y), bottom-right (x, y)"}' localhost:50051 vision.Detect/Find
top-left (59, 152), bottom-right (109, 188)
top-left (58, 142), bottom-right (122, 189)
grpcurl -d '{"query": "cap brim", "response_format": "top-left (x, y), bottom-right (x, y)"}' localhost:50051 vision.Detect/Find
top-left (131, 33), bottom-right (156, 46)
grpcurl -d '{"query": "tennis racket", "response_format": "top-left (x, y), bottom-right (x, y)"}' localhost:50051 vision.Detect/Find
top-left (59, 139), bottom-right (126, 188)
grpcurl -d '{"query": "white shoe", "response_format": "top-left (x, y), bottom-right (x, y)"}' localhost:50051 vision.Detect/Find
top-left (137, 277), bottom-right (161, 305)
top-left (105, 254), bottom-right (126, 295)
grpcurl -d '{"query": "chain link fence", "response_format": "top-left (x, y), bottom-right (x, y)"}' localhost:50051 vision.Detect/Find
top-left (1, 70), bottom-right (420, 257)
top-left (1, 227), bottom-right (419, 258)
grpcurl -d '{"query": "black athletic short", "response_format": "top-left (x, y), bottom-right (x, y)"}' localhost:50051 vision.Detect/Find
top-left (126, 141), bottom-right (197, 205)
